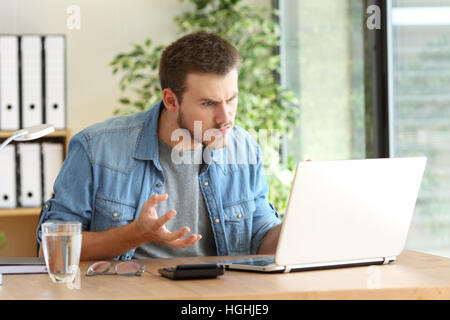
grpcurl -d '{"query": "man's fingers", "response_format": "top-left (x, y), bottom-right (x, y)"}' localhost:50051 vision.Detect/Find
top-left (154, 209), bottom-right (177, 229)
top-left (142, 193), bottom-right (168, 212)
top-left (139, 197), bottom-right (201, 248)
top-left (163, 226), bottom-right (190, 241)
top-left (169, 234), bottom-right (202, 248)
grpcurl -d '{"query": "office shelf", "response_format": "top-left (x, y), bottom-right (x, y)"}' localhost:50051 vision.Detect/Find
top-left (0, 207), bottom-right (41, 217)
top-left (0, 129), bottom-right (69, 139)
top-left (0, 129), bottom-right (70, 257)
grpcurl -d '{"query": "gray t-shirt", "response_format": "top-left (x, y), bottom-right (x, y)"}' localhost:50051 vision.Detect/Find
top-left (133, 138), bottom-right (217, 258)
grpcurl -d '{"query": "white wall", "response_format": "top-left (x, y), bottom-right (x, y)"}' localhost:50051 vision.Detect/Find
top-left (0, 0), bottom-right (191, 135)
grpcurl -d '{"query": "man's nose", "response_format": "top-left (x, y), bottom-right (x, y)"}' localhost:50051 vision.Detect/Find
top-left (216, 101), bottom-right (232, 125)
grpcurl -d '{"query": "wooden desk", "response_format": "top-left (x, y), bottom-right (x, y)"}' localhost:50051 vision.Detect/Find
top-left (0, 250), bottom-right (449, 300)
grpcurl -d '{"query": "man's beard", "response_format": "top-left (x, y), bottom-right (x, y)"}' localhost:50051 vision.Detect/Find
top-left (176, 108), bottom-right (232, 150)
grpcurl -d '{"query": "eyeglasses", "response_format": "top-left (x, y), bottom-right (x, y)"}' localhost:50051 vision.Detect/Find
top-left (86, 261), bottom-right (145, 277)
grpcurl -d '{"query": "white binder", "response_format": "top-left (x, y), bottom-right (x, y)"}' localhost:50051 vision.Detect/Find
top-left (21, 36), bottom-right (43, 128)
top-left (0, 36), bottom-right (20, 130)
top-left (17, 143), bottom-right (42, 207)
top-left (42, 142), bottom-right (64, 202)
top-left (44, 36), bottom-right (65, 129)
top-left (0, 144), bottom-right (17, 208)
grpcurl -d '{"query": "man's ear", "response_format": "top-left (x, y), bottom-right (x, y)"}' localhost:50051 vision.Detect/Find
top-left (162, 88), bottom-right (180, 112)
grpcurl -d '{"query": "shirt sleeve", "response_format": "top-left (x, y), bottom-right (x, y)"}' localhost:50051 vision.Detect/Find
top-left (36, 132), bottom-right (94, 246)
top-left (250, 144), bottom-right (282, 254)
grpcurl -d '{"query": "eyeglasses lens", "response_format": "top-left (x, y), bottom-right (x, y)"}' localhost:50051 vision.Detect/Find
top-left (87, 261), bottom-right (111, 275)
top-left (116, 262), bottom-right (140, 275)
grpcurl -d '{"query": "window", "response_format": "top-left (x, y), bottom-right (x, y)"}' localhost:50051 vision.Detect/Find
top-left (280, 0), bottom-right (450, 258)
top-left (388, 0), bottom-right (450, 257)
top-left (279, 0), bottom-right (366, 162)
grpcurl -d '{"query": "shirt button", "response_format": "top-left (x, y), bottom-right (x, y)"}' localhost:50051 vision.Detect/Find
top-left (237, 214), bottom-right (242, 219)
top-left (112, 212), bottom-right (118, 218)
top-left (155, 183), bottom-right (161, 188)
top-left (203, 181), bottom-right (209, 186)
top-left (214, 218), bottom-right (220, 224)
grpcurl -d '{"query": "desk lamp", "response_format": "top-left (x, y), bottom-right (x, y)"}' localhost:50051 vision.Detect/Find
top-left (0, 124), bottom-right (55, 151)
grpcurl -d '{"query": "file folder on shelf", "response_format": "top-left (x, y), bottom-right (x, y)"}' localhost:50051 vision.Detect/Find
top-left (0, 144), bottom-right (17, 208)
top-left (0, 36), bottom-right (20, 130)
top-left (17, 143), bottom-right (42, 207)
top-left (21, 36), bottom-right (43, 128)
top-left (44, 36), bottom-right (66, 129)
top-left (42, 142), bottom-right (64, 202)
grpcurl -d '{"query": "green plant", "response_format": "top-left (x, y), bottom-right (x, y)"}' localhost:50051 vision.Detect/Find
top-left (110, 0), bottom-right (298, 216)
top-left (0, 232), bottom-right (6, 251)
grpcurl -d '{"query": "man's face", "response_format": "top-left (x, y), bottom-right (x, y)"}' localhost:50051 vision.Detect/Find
top-left (176, 69), bottom-right (238, 149)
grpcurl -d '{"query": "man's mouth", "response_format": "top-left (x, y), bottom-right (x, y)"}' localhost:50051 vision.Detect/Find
top-left (219, 124), bottom-right (232, 134)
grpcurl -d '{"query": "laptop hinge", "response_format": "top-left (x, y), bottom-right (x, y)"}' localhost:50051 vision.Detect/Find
top-left (284, 265), bottom-right (292, 273)
top-left (383, 256), bottom-right (394, 264)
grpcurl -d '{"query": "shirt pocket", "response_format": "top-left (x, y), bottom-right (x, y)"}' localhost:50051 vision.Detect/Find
top-left (93, 197), bottom-right (136, 231)
top-left (216, 162), bottom-right (248, 176)
top-left (223, 199), bottom-right (256, 222)
top-left (222, 198), bottom-right (256, 255)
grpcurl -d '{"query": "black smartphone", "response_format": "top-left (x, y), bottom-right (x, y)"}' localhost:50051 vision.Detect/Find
top-left (158, 263), bottom-right (225, 280)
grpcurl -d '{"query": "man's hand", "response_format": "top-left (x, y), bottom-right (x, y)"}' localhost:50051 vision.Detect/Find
top-left (132, 193), bottom-right (202, 248)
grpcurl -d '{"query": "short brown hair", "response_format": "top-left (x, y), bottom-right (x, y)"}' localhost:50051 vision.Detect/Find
top-left (159, 31), bottom-right (241, 104)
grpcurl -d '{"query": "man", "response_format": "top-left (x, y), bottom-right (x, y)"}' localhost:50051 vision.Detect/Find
top-left (37, 31), bottom-right (281, 260)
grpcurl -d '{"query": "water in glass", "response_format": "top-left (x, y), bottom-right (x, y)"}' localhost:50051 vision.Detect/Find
top-left (42, 222), bottom-right (82, 283)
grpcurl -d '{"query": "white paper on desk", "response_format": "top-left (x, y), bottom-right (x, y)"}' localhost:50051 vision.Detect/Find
top-left (44, 36), bottom-right (65, 129)
top-left (0, 36), bottom-right (20, 130)
top-left (17, 143), bottom-right (42, 207)
top-left (21, 36), bottom-right (43, 128)
top-left (0, 144), bottom-right (17, 208)
top-left (42, 142), bottom-right (64, 202)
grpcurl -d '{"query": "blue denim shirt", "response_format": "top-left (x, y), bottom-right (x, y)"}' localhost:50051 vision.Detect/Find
top-left (36, 101), bottom-right (280, 260)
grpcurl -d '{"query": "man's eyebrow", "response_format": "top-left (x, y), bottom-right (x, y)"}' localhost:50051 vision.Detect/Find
top-left (199, 97), bottom-right (219, 102)
top-left (198, 93), bottom-right (238, 102)
top-left (227, 92), bottom-right (238, 100)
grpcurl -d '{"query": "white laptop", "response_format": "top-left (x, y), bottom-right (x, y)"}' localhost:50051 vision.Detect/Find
top-left (216, 157), bottom-right (427, 273)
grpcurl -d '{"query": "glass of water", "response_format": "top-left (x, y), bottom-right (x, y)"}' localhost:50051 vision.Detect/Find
top-left (42, 221), bottom-right (82, 283)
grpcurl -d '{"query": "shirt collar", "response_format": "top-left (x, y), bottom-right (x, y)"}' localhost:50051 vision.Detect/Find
top-left (133, 100), bottom-right (164, 164)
